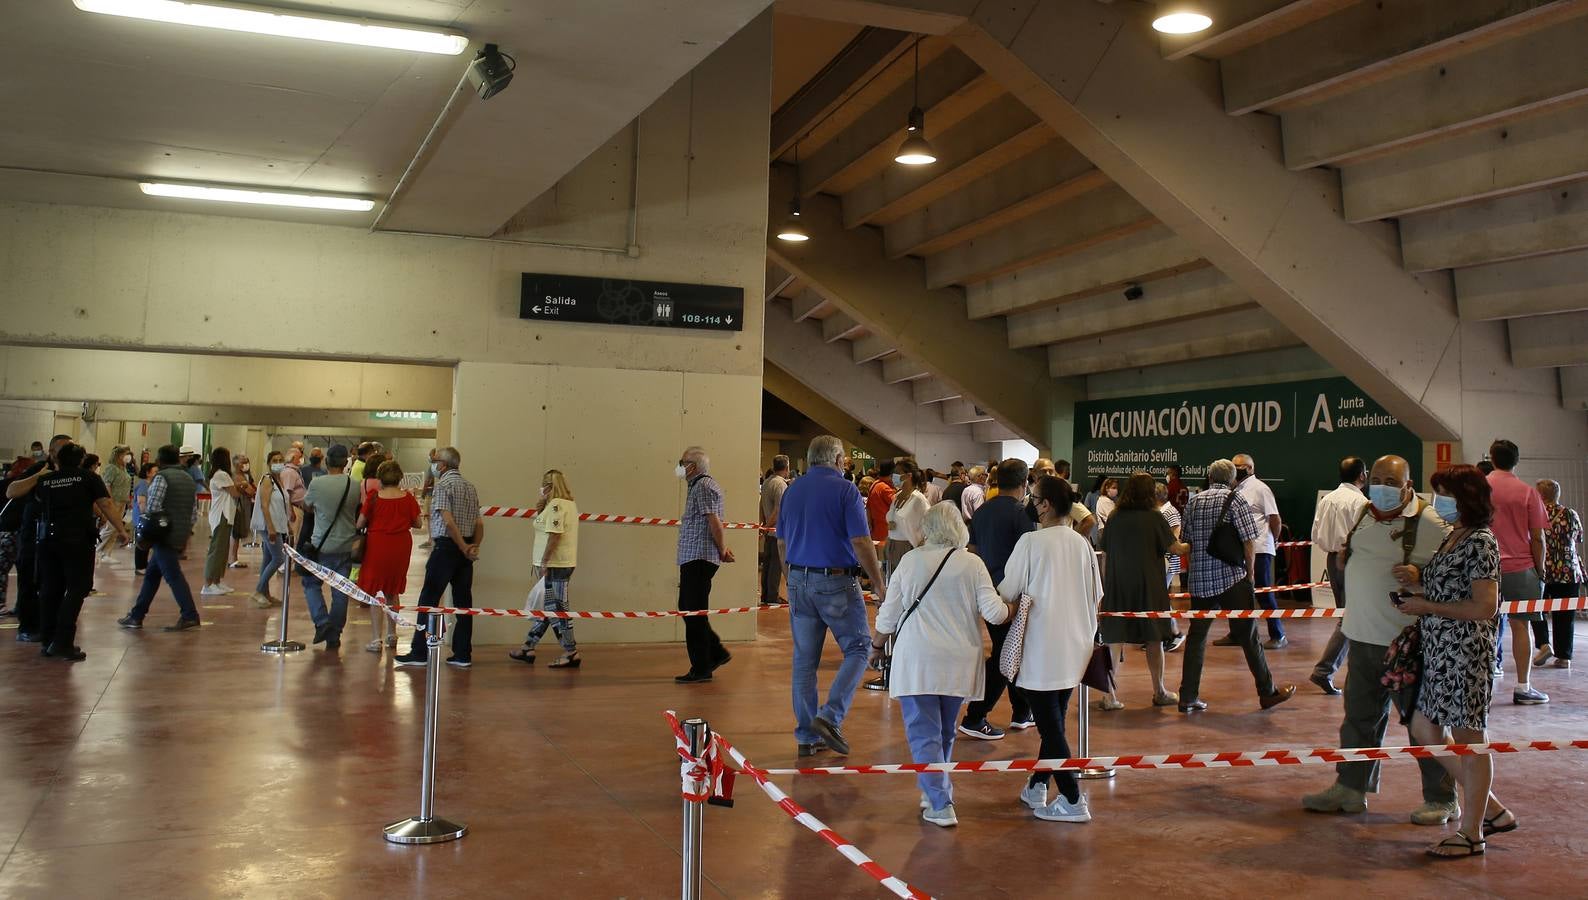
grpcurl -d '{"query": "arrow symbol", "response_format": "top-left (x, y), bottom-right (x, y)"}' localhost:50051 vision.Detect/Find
top-left (533, 306), bottom-right (543, 313)
top-left (725, 316), bottom-right (734, 324)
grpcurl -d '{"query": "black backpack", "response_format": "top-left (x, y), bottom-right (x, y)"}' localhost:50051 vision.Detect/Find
top-left (1206, 489), bottom-right (1247, 567)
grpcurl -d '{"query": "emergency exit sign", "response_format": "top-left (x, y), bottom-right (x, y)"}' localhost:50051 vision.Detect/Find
top-left (519, 273), bottom-right (744, 332)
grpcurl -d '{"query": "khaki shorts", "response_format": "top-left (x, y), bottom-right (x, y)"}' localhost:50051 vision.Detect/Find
top-left (1500, 568), bottom-right (1543, 621)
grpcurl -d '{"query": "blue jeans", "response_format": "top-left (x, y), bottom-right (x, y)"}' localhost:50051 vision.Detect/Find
top-left (127, 544), bottom-right (199, 623)
top-left (1254, 552), bottom-right (1283, 640)
top-left (898, 694), bottom-right (962, 811)
top-left (255, 534), bottom-right (284, 594)
top-left (302, 551), bottom-right (352, 639)
top-left (789, 569), bottom-right (871, 743)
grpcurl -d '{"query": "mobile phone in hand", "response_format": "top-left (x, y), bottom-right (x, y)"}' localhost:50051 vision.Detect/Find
top-left (1390, 591), bottom-right (1407, 607)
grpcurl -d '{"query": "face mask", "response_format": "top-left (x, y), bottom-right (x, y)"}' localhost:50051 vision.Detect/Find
top-left (1368, 483), bottom-right (1403, 513)
top-left (675, 464), bottom-right (689, 479)
top-left (1434, 495), bottom-right (1460, 524)
top-left (1235, 468), bottom-right (1252, 482)
top-left (32, 450), bottom-right (44, 460)
top-left (430, 463), bottom-right (441, 478)
top-left (891, 474), bottom-right (902, 487)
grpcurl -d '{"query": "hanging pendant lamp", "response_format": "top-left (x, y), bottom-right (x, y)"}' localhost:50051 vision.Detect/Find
top-left (894, 39), bottom-right (937, 166)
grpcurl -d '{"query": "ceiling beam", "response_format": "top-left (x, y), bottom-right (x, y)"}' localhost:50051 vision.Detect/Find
top-left (762, 360), bottom-right (911, 461)
top-left (769, 166), bottom-right (1060, 445)
top-left (941, 397), bottom-right (993, 424)
top-left (822, 311), bottom-right (867, 342)
top-left (780, 34), bottom-right (951, 161)
top-left (770, 27), bottom-right (914, 160)
top-left (912, 377), bottom-right (960, 404)
top-left (801, 56), bottom-right (994, 196)
top-left (1006, 269), bottom-right (1257, 348)
top-left (924, 184), bottom-right (1156, 288)
top-left (1456, 248), bottom-right (1588, 320)
top-left (965, 225), bottom-right (1207, 319)
top-left (1219, 0), bottom-right (1588, 115)
top-left (884, 149), bottom-right (1104, 258)
top-left (1508, 310), bottom-right (1588, 367)
top-left (790, 289), bottom-right (833, 321)
top-left (765, 263), bottom-right (797, 302)
top-left (840, 94), bottom-right (1050, 226)
top-left (1400, 182), bottom-right (1588, 272)
top-left (1284, 17), bottom-right (1588, 172)
top-left (1048, 309), bottom-right (1301, 376)
top-left (882, 355), bottom-right (930, 383)
top-left (1158, 0), bottom-right (1364, 61)
top-left (973, 419), bottom-right (1018, 443)
top-left (850, 333), bottom-right (895, 363)
top-left (1341, 102), bottom-right (1588, 223)
top-left (1562, 366), bottom-right (1588, 410)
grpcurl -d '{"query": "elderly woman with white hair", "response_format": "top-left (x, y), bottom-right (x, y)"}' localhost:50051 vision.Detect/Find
top-left (870, 501), bottom-right (1012, 828)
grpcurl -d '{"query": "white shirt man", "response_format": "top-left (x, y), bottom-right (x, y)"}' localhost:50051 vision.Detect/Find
top-left (960, 467), bottom-right (988, 522)
top-left (1309, 457), bottom-right (1368, 692)
top-left (1231, 453), bottom-right (1284, 645)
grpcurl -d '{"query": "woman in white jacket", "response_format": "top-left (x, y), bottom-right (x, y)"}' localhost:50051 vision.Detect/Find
top-left (998, 475), bottom-right (1104, 824)
top-left (872, 501), bottom-right (1012, 828)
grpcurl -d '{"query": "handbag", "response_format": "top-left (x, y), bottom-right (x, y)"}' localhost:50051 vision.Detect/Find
top-left (1081, 643), bottom-right (1116, 693)
top-left (524, 575), bottom-right (548, 612)
top-left (1381, 622), bottom-right (1422, 691)
top-left (1207, 488), bottom-right (1246, 567)
top-left (136, 509), bottom-right (172, 551)
top-left (997, 594), bottom-right (1033, 681)
top-left (295, 476), bottom-right (351, 574)
top-left (349, 493), bottom-right (376, 563)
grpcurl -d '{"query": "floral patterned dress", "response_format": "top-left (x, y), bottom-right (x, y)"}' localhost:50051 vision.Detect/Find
top-left (1543, 504), bottom-right (1585, 587)
top-left (1417, 528), bottom-right (1501, 731)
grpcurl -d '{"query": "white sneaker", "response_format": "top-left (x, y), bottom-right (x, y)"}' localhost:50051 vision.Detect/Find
top-left (919, 792), bottom-right (930, 809)
top-left (921, 803), bottom-right (958, 827)
top-left (1034, 794), bottom-right (1091, 823)
top-left (251, 592), bottom-right (271, 609)
top-left (365, 639), bottom-right (384, 653)
top-left (1020, 782), bottom-right (1048, 810)
top-left (200, 585), bottom-right (226, 596)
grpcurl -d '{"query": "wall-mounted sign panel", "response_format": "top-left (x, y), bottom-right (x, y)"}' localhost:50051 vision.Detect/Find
top-left (371, 411), bottom-right (438, 423)
top-left (519, 273), bottom-right (744, 332)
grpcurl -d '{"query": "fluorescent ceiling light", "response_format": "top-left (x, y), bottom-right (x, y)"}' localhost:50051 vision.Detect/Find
top-left (1152, 11), bottom-right (1213, 35)
top-left (140, 182), bottom-right (376, 211)
top-left (73, 0), bottom-right (469, 55)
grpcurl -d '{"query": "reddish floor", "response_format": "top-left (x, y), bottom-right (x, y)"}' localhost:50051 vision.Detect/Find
top-left (0, 547), bottom-right (1582, 898)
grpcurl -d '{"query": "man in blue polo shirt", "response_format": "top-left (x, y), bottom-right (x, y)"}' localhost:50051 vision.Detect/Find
top-left (777, 435), bottom-right (888, 757)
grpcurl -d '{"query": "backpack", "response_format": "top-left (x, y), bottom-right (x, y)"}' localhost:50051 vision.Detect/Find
top-left (1341, 498), bottom-right (1427, 568)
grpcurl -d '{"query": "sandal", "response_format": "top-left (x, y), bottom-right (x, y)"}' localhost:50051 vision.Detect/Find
top-left (1093, 697), bottom-right (1125, 711)
top-left (1427, 831), bottom-right (1485, 859)
top-left (1152, 692), bottom-right (1180, 707)
top-left (548, 651), bottom-right (581, 669)
top-left (507, 647), bottom-right (535, 665)
top-left (1484, 808), bottom-right (1518, 836)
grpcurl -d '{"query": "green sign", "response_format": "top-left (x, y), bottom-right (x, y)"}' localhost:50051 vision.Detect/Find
top-left (1073, 377), bottom-right (1420, 540)
top-left (370, 411), bottom-right (438, 423)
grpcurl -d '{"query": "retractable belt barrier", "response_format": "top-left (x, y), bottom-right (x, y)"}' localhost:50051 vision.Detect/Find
top-left (480, 505), bottom-right (771, 531)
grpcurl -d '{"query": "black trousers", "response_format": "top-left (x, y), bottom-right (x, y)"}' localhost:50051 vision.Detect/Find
top-left (14, 533), bottom-right (40, 635)
top-left (760, 535), bottom-right (782, 603)
top-left (680, 560), bottom-right (727, 675)
top-left (1024, 688), bottom-right (1079, 803)
top-left (1179, 578), bottom-right (1276, 704)
top-left (962, 618), bottom-right (1028, 725)
top-left (407, 538), bottom-right (475, 660)
top-left (38, 539), bottom-right (94, 651)
top-left (1532, 581), bottom-right (1581, 660)
top-left (134, 541), bottom-right (149, 572)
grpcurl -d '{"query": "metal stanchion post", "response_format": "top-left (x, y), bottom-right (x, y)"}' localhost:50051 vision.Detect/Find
top-left (261, 547), bottom-right (305, 653)
top-left (680, 718), bottom-right (708, 900)
top-left (1077, 687), bottom-right (1115, 780)
top-left (385, 613), bottom-right (467, 844)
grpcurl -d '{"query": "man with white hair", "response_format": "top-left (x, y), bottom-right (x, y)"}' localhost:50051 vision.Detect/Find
top-left (777, 435), bottom-right (888, 755)
top-left (674, 446), bottom-right (737, 684)
top-left (959, 466), bottom-right (988, 522)
top-left (1176, 458), bottom-right (1296, 713)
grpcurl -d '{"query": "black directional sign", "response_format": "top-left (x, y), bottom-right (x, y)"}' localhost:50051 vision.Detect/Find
top-left (519, 273), bottom-right (744, 332)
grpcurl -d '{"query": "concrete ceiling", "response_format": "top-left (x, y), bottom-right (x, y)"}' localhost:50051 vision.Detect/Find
top-left (0, 0), bottom-right (772, 235)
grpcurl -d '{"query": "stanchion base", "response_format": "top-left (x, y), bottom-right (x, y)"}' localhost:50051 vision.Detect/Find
top-left (384, 816), bottom-right (467, 844)
top-left (261, 640), bottom-right (306, 654)
top-left (1079, 767), bottom-right (1116, 780)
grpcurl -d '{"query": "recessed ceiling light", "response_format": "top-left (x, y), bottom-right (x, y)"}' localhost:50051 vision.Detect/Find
top-left (1152, 11), bottom-right (1213, 35)
top-left (72, 0), bottom-right (469, 55)
top-left (140, 182), bottom-right (376, 211)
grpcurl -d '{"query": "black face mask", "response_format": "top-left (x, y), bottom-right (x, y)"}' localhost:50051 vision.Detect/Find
top-left (1236, 468), bottom-right (1252, 482)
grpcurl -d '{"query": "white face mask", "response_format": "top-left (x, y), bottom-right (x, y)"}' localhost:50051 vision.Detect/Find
top-left (270, 463), bottom-right (285, 474)
top-left (676, 464), bottom-right (689, 479)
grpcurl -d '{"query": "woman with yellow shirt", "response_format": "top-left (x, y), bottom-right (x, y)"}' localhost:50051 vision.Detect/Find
top-left (509, 469), bottom-right (581, 668)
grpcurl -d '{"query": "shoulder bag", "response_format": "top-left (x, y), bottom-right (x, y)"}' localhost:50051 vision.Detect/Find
top-left (1207, 489), bottom-right (1246, 567)
top-left (295, 476), bottom-right (351, 574)
top-left (997, 594), bottom-right (1033, 682)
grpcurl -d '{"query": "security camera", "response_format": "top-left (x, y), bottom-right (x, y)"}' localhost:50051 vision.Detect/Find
top-left (467, 44), bottom-right (515, 100)
top-left (1123, 283), bottom-right (1144, 301)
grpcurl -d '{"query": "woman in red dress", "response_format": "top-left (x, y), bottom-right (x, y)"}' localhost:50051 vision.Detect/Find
top-left (356, 459), bottom-right (421, 652)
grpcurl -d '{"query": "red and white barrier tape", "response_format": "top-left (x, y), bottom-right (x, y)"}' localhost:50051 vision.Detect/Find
top-left (1103, 595), bottom-right (1588, 619)
top-left (395, 603), bottom-right (787, 619)
top-left (762, 739), bottom-right (1588, 777)
top-left (664, 711), bottom-right (736, 806)
top-left (1167, 580), bottom-right (1331, 600)
top-left (282, 544), bottom-right (407, 627)
top-left (682, 718), bottom-right (931, 899)
top-left (480, 505), bottom-right (770, 531)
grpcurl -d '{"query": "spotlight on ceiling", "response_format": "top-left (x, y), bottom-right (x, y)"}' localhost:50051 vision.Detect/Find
top-left (1123, 282), bottom-right (1145, 301)
top-left (1152, 8), bottom-right (1213, 35)
top-left (466, 43), bottom-right (515, 100)
top-left (139, 182), bottom-right (375, 211)
top-left (893, 39), bottom-right (937, 166)
top-left (776, 198), bottom-right (810, 242)
top-left (71, 0), bottom-right (469, 55)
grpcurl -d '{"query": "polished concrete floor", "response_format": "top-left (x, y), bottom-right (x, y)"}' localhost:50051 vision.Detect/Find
top-left (0, 546), bottom-right (1582, 898)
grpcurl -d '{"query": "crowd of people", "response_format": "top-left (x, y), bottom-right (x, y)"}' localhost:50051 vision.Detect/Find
top-left (0, 424), bottom-right (1580, 859)
top-left (741, 434), bottom-right (1581, 859)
